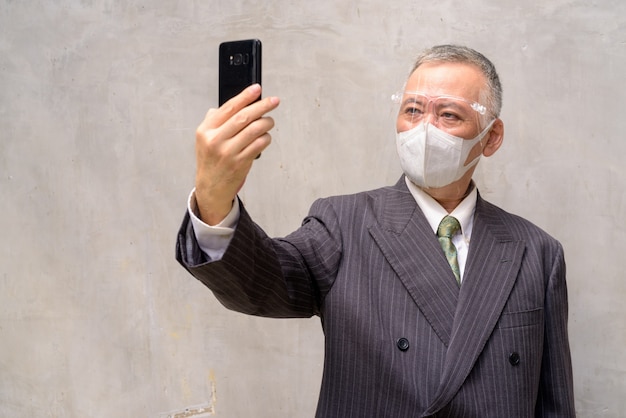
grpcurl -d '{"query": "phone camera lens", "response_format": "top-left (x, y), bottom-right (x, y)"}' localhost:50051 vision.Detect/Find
top-left (230, 53), bottom-right (243, 65)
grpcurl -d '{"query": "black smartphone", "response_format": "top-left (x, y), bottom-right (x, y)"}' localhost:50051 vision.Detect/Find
top-left (218, 39), bottom-right (262, 106)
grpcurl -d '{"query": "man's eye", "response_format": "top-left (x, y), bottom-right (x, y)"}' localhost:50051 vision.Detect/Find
top-left (405, 106), bottom-right (424, 115)
top-left (440, 111), bottom-right (461, 120)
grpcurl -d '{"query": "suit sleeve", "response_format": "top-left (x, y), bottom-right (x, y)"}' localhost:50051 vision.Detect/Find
top-left (175, 198), bottom-right (342, 318)
top-left (535, 242), bottom-right (576, 417)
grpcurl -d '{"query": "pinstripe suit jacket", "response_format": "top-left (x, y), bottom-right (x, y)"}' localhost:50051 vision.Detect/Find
top-left (176, 177), bottom-right (575, 417)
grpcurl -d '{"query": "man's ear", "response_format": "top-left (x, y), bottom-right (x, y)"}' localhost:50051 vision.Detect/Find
top-left (482, 118), bottom-right (504, 157)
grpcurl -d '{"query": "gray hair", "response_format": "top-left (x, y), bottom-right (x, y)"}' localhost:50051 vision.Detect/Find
top-left (411, 45), bottom-right (503, 120)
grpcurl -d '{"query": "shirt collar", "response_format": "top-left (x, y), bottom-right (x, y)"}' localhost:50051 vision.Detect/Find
top-left (404, 177), bottom-right (478, 240)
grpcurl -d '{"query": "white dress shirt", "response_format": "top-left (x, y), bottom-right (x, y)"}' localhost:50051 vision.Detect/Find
top-left (187, 189), bottom-right (240, 260)
top-left (188, 179), bottom-right (478, 281)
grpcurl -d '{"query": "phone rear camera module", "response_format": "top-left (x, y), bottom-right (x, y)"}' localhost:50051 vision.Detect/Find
top-left (229, 53), bottom-right (242, 66)
top-left (229, 53), bottom-right (250, 66)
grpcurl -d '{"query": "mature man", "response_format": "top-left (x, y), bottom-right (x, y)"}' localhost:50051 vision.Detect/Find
top-left (176, 45), bottom-right (575, 417)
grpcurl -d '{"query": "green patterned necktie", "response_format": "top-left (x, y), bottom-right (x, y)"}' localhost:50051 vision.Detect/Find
top-left (437, 215), bottom-right (461, 284)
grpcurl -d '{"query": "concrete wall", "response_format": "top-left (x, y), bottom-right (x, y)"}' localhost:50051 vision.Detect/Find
top-left (1, 0), bottom-right (624, 416)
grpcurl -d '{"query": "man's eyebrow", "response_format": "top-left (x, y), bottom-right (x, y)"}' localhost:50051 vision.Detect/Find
top-left (435, 99), bottom-right (466, 110)
top-left (402, 96), bottom-right (427, 106)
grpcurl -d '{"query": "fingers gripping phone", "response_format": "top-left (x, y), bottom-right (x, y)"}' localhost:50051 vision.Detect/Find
top-left (219, 39), bottom-right (263, 158)
top-left (218, 39), bottom-right (262, 106)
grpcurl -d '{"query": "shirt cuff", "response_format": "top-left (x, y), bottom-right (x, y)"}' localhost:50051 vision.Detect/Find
top-left (187, 188), bottom-right (239, 260)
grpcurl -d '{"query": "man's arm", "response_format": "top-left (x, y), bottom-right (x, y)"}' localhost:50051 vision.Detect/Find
top-left (535, 243), bottom-right (576, 417)
top-left (176, 197), bottom-right (340, 318)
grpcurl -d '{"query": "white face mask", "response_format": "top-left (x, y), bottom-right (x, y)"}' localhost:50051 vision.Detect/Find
top-left (395, 121), bottom-right (494, 189)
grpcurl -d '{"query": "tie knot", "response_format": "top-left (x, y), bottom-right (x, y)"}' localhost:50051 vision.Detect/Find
top-left (437, 216), bottom-right (461, 239)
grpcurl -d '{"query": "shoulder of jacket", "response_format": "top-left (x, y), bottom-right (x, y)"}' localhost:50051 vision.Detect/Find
top-left (478, 197), bottom-right (562, 248)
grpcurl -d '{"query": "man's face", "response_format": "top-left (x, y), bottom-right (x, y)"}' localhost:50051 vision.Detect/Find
top-left (396, 62), bottom-right (487, 140)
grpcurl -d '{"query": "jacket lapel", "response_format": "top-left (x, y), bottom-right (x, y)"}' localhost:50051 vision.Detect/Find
top-left (423, 195), bottom-right (526, 416)
top-left (368, 177), bottom-right (461, 347)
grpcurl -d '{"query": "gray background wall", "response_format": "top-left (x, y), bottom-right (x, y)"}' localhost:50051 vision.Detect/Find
top-left (1, 0), bottom-right (624, 416)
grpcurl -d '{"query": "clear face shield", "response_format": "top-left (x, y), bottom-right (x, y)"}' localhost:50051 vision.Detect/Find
top-left (392, 91), bottom-right (489, 136)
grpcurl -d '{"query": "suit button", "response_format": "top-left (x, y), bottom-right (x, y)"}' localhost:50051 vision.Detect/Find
top-left (509, 352), bottom-right (521, 366)
top-left (396, 338), bottom-right (410, 352)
